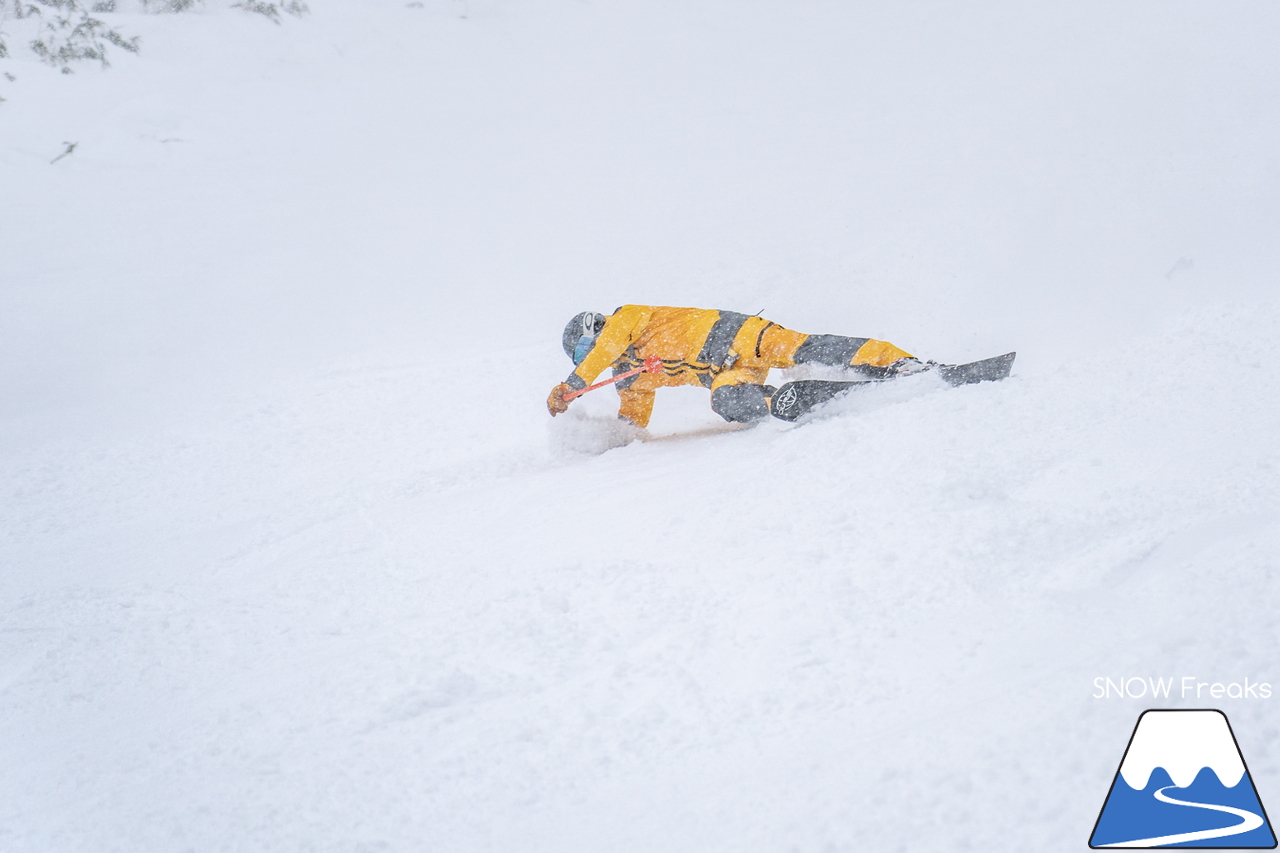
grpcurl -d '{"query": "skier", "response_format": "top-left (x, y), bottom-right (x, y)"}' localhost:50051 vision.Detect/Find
top-left (546, 306), bottom-right (931, 428)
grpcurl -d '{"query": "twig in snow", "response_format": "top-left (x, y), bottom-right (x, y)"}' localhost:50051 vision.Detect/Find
top-left (50, 141), bottom-right (77, 163)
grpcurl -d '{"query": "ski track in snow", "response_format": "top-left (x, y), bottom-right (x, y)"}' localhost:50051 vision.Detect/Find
top-left (3, 1), bottom-right (1280, 851)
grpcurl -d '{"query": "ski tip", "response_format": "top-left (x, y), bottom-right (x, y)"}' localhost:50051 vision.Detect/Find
top-left (938, 351), bottom-right (1016, 387)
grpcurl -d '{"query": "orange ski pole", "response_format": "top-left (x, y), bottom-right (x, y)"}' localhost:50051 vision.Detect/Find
top-left (563, 356), bottom-right (663, 401)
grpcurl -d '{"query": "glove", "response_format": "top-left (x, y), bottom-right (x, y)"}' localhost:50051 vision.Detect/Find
top-left (547, 383), bottom-right (572, 416)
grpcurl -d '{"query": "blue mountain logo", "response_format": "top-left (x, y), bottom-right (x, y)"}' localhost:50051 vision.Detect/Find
top-left (1090, 709), bottom-right (1276, 848)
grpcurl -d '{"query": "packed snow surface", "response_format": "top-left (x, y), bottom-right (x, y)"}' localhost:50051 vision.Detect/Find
top-left (3, 2), bottom-right (1279, 851)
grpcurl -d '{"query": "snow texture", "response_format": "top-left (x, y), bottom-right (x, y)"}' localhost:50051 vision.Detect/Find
top-left (2, 1), bottom-right (1280, 851)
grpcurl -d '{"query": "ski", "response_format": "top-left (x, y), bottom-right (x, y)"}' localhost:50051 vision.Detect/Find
top-left (768, 379), bottom-right (877, 421)
top-left (936, 351), bottom-right (1017, 387)
top-left (768, 352), bottom-right (1016, 421)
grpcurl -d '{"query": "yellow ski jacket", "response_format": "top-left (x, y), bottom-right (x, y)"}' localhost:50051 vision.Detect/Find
top-left (562, 305), bottom-right (912, 428)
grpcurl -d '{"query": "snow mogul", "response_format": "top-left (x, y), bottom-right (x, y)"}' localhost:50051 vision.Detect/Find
top-left (546, 306), bottom-right (934, 427)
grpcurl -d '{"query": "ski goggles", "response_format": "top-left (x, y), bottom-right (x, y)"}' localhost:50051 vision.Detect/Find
top-left (572, 335), bottom-right (596, 365)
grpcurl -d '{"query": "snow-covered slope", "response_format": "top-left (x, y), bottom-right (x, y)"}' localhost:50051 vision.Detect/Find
top-left (3, 2), bottom-right (1279, 851)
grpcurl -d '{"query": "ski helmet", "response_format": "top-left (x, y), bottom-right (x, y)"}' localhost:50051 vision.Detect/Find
top-left (562, 311), bottom-right (606, 362)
